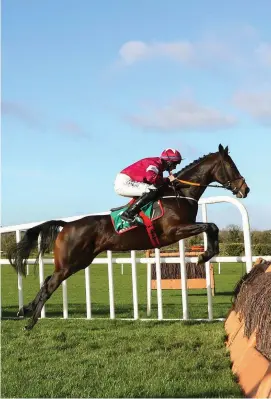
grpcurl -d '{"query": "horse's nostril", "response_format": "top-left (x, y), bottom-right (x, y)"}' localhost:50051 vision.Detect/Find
top-left (245, 187), bottom-right (250, 195)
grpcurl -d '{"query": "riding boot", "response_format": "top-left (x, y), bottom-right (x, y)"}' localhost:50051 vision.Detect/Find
top-left (120, 190), bottom-right (158, 224)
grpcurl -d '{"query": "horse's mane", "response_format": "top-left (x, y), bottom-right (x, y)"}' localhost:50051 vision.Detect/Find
top-left (176, 152), bottom-right (215, 177)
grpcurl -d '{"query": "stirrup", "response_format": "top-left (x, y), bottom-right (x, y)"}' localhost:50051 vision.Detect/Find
top-left (120, 212), bottom-right (136, 223)
top-left (120, 212), bottom-right (137, 224)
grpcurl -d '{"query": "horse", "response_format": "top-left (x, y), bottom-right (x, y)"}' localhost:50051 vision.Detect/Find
top-left (8, 144), bottom-right (250, 330)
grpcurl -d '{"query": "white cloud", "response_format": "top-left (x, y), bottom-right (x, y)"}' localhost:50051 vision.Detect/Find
top-left (58, 121), bottom-right (87, 137)
top-left (240, 24), bottom-right (259, 39)
top-left (2, 100), bottom-right (88, 136)
top-left (119, 40), bottom-right (195, 65)
top-left (127, 98), bottom-right (236, 131)
top-left (118, 38), bottom-right (244, 67)
top-left (233, 91), bottom-right (271, 125)
top-left (1, 101), bottom-right (44, 128)
top-left (255, 43), bottom-right (271, 67)
top-left (197, 36), bottom-right (240, 64)
top-left (117, 31), bottom-right (271, 71)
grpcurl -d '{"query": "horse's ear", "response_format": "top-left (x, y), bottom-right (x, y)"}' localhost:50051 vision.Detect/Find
top-left (225, 146), bottom-right (229, 155)
top-left (218, 144), bottom-right (224, 154)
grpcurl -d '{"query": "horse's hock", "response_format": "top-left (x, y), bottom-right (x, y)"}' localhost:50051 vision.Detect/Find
top-left (225, 258), bottom-right (271, 398)
top-left (146, 249), bottom-right (215, 295)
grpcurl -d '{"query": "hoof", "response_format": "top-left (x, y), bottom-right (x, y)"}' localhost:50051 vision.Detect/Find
top-left (197, 254), bottom-right (205, 265)
top-left (17, 308), bottom-right (25, 317)
top-left (24, 323), bottom-right (33, 331)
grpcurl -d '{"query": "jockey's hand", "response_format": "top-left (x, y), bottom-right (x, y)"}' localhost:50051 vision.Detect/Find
top-left (168, 175), bottom-right (176, 182)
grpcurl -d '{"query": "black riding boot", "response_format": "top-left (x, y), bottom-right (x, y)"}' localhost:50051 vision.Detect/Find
top-left (120, 190), bottom-right (158, 224)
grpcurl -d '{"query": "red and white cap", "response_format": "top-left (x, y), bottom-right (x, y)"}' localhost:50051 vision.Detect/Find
top-left (160, 148), bottom-right (182, 163)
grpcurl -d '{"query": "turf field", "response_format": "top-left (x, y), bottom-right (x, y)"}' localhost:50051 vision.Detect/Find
top-left (1, 258), bottom-right (245, 398)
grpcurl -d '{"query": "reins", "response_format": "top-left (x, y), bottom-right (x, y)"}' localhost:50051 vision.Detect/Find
top-left (165, 151), bottom-right (247, 205)
top-left (174, 153), bottom-right (246, 192)
top-left (174, 178), bottom-right (226, 189)
top-left (167, 178), bottom-right (231, 209)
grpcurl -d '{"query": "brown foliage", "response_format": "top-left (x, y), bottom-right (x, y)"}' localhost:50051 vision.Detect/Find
top-left (232, 260), bottom-right (271, 361)
top-left (151, 262), bottom-right (206, 279)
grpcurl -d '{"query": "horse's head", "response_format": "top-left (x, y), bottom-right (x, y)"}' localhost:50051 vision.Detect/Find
top-left (214, 144), bottom-right (250, 198)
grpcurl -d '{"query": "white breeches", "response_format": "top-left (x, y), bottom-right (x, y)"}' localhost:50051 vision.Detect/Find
top-left (114, 173), bottom-right (156, 197)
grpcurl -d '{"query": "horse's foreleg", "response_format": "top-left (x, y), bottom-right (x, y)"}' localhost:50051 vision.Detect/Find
top-left (174, 222), bottom-right (219, 265)
top-left (197, 222), bottom-right (219, 264)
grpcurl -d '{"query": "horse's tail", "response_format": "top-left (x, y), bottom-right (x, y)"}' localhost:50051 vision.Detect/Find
top-left (7, 220), bottom-right (67, 277)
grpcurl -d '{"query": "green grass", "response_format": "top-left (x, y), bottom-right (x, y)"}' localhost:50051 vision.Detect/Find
top-left (1, 259), bottom-right (245, 398)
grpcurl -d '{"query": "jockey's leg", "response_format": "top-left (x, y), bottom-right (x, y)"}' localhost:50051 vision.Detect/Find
top-left (114, 173), bottom-right (158, 224)
top-left (120, 189), bottom-right (158, 223)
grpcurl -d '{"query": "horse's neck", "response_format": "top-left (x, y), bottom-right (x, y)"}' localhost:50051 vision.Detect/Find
top-left (176, 159), bottom-right (216, 200)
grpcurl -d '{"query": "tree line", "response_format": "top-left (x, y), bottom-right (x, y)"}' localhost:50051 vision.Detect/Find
top-left (1, 224), bottom-right (271, 257)
top-left (185, 224), bottom-right (271, 256)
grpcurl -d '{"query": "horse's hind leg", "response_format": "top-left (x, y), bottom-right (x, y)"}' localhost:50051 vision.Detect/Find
top-left (24, 223), bottom-right (97, 330)
top-left (17, 276), bottom-right (52, 317)
top-left (24, 269), bottom-right (71, 330)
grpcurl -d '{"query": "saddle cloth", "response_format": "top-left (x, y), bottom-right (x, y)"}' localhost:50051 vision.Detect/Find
top-left (110, 199), bottom-right (164, 234)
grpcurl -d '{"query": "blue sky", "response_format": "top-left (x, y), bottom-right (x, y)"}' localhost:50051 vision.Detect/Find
top-left (2, 0), bottom-right (271, 230)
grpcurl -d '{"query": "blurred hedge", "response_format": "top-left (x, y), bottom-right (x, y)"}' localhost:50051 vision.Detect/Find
top-left (219, 243), bottom-right (271, 256)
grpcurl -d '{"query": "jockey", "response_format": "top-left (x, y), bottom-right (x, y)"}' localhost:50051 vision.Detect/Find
top-left (114, 148), bottom-right (182, 224)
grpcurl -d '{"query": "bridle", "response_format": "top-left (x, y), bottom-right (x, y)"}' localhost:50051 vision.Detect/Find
top-left (217, 153), bottom-right (246, 197)
top-left (172, 153), bottom-right (247, 197)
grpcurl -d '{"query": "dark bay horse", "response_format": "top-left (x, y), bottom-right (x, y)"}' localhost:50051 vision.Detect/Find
top-left (8, 144), bottom-right (250, 329)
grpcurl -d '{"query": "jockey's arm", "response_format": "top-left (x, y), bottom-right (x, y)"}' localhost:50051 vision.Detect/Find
top-left (145, 166), bottom-right (166, 186)
top-left (144, 175), bottom-right (162, 185)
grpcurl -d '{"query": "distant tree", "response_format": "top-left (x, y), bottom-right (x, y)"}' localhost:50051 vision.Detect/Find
top-left (1, 232), bottom-right (16, 255)
top-left (185, 235), bottom-right (203, 247)
top-left (218, 230), bottom-right (228, 243)
top-left (260, 230), bottom-right (271, 243)
top-left (225, 224), bottom-right (242, 243)
top-left (251, 230), bottom-right (262, 244)
top-left (251, 230), bottom-right (271, 244)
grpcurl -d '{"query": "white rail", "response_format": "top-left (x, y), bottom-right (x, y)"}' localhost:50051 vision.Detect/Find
top-left (1, 196), bottom-right (268, 321)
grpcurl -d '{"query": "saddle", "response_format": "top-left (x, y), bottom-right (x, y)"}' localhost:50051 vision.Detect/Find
top-left (110, 199), bottom-right (164, 247)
